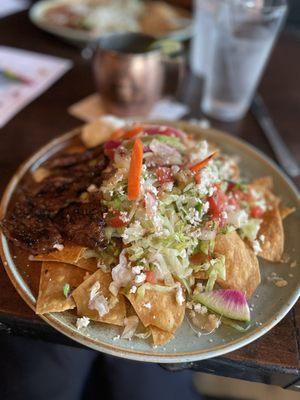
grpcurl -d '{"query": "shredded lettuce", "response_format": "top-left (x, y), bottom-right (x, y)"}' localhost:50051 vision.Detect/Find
top-left (142, 134), bottom-right (185, 151)
top-left (198, 240), bottom-right (215, 255)
top-left (83, 249), bottom-right (100, 259)
top-left (239, 218), bottom-right (261, 242)
top-left (204, 256), bottom-right (226, 292)
top-left (221, 317), bottom-right (251, 332)
top-left (63, 283), bottom-right (70, 298)
top-left (134, 330), bottom-right (152, 339)
top-left (136, 282), bottom-right (177, 300)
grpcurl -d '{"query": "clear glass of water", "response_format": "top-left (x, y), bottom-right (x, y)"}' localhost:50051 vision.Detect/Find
top-left (191, 0), bottom-right (288, 121)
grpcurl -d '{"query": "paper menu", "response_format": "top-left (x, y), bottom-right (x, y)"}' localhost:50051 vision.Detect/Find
top-left (0, 46), bottom-right (72, 128)
top-left (0, 0), bottom-right (29, 19)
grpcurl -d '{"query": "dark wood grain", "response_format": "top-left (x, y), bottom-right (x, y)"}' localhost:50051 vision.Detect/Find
top-left (0, 11), bottom-right (299, 384)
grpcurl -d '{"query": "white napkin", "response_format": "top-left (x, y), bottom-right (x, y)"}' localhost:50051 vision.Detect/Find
top-left (0, 46), bottom-right (72, 128)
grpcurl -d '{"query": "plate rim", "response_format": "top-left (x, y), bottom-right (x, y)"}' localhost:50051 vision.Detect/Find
top-left (29, 0), bottom-right (194, 45)
top-left (0, 122), bottom-right (299, 363)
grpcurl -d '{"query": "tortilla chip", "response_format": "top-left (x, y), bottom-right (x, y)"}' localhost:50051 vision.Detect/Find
top-left (72, 269), bottom-right (126, 326)
top-left (81, 119), bottom-right (114, 148)
top-left (190, 252), bottom-right (208, 265)
top-left (250, 178), bottom-right (284, 262)
top-left (126, 287), bottom-right (185, 333)
top-left (214, 232), bottom-right (261, 298)
top-left (34, 245), bottom-right (97, 272)
top-left (36, 261), bottom-right (86, 314)
top-left (251, 176), bottom-right (273, 191)
top-left (150, 326), bottom-right (174, 346)
top-left (279, 206), bottom-right (295, 220)
top-left (75, 257), bottom-right (98, 272)
top-left (257, 206), bottom-right (284, 262)
top-left (193, 271), bottom-right (208, 280)
top-left (190, 253), bottom-right (209, 280)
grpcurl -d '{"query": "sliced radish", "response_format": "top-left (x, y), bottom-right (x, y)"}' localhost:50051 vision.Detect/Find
top-left (193, 289), bottom-right (250, 322)
top-left (143, 125), bottom-right (187, 141)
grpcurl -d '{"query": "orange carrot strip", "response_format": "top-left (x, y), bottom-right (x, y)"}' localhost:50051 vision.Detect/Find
top-left (128, 139), bottom-right (143, 200)
top-left (190, 152), bottom-right (217, 173)
top-left (122, 126), bottom-right (143, 140)
top-left (111, 128), bottom-right (125, 140)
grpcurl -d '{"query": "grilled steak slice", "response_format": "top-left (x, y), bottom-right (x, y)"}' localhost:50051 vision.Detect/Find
top-left (54, 198), bottom-right (106, 250)
top-left (45, 146), bottom-right (105, 170)
top-left (1, 145), bottom-right (108, 254)
top-left (1, 198), bottom-right (62, 254)
top-left (30, 149), bottom-right (108, 216)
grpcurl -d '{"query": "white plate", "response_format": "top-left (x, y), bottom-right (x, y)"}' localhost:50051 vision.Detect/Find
top-left (0, 121), bottom-right (299, 362)
top-left (29, 0), bottom-right (194, 46)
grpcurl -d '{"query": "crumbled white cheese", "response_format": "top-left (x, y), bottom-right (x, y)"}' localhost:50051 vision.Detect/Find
top-left (110, 250), bottom-right (133, 295)
top-left (129, 285), bottom-right (137, 294)
top-left (221, 211), bottom-right (228, 219)
top-left (162, 182), bottom-right (174, 192)
top-left (259, 234), bottom-right (265, 243)
top-left (188, 140), bottom-right (209, 164)
top-left (227, 209), bottom-right (248, 228)
top-left (194, 304), bottom-right (207, 314)
top-left (122, 221), bottom-right (145, 244)
top-left (88, 281), bottom-right (109, 317)
top-left (53, 243), bottom-right (64, 251)
top-left (119, 211), bottom-right (129, 223)
top-left (132, 265), bottom-right (144, 275)
top-left (171, 165), bottom-right (180, 174)
top-left (87, 184), bottom-right (98, 193)
top-left (134, 273), bottom-right (146, 284)
top-left (202, 201), bottom-right (210, 214)
top-left (175, 283), bottom-right (185, 305)
top-left (76, 316), bottom-right (90, 330)
top-left (252, 240), bottom-right (262, 255)
top-left (194, 282), bottom-right (204, 294)
top-left (143, 302), bottom-right (152, 309)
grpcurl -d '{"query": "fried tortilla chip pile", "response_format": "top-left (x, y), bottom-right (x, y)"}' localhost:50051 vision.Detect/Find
top-left (1, 121), bottom-right (294, 346)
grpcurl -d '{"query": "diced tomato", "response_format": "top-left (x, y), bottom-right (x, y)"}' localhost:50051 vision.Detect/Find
top-left (208, 188), bottom-right (228, 220)
top-left (227, 195), bottom-right (238, 208)
top-left (156, 167), bottom-right (174, 183)
top-left (230, 189), bottom-right (251, 204)
top-left (195, 173), bottom-right (201, 184)
top-left (250, 205), bottom-right (264, 218)
top-left (145, 271), bottom-right (157, 284)
top-left (107, 213), bottom-right (129, 228)
top-left (226, 181), bottom-right (236, 192)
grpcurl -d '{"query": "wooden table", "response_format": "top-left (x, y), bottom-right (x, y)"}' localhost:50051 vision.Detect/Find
top-left (0, 11), bottom-right (299, 390)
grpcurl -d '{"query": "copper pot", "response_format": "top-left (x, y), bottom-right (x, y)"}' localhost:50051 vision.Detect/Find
top-left (92, 33), bottom-right (183, 117)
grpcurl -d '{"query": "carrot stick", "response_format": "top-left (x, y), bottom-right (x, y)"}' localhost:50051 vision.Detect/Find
top-left (122, 126), bottom-right (143, 140)
top-left (111, 128), bottom-right (125, 140)
top-left (128, 139), bottom-right (143, 200)
top-left (111, 126), bottom-right (143, 141)
top-left (189, 152), bottom-right (217, 172)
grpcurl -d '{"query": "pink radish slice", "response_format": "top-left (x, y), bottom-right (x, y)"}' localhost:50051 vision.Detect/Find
top-left (143, 125), bottom-right (188, 141)
top-left (193, 289), bottom-right (250, 322)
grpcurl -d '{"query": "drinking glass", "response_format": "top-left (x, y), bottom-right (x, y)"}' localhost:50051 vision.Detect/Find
top-left (191, 0), bottom-right (288, 121)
